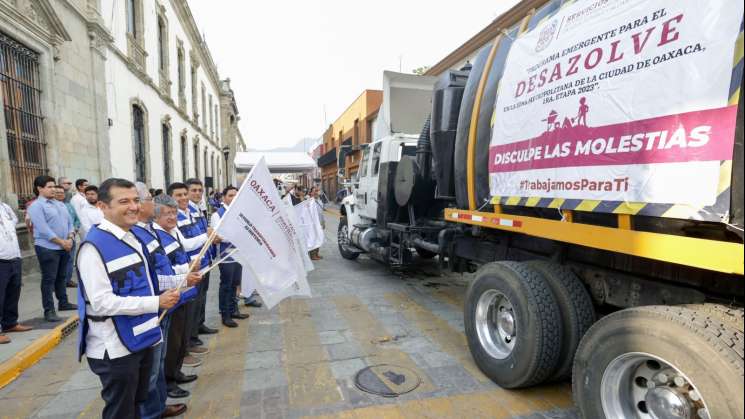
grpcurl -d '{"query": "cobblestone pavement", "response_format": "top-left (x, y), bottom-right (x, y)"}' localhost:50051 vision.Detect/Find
top-left (0, 213), bottom-right (579, 419)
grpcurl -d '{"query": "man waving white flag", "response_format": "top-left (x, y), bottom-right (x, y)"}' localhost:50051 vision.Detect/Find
top-left (215, 157), bottom-right (311, 308)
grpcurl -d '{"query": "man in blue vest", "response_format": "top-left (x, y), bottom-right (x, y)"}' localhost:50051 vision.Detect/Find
top-left (132, 184), bottom-right (201, 418)
top-left (185, 178), bottom-right (218, 340)
top-left (169, 182), bottom-right (211, 358)
top-left (209, 185), bottom-right (250, 327)
top-left (77, 178), bottom-right (180, 419)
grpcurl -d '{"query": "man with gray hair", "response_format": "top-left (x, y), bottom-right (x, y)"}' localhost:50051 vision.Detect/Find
top-left (57, 177), bottom-right (73, 202)
top-left (130, 186), bottom-right (199, 417)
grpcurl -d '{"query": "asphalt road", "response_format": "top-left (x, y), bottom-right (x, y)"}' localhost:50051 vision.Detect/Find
top-left (0, 213), bottom-right (579, 419)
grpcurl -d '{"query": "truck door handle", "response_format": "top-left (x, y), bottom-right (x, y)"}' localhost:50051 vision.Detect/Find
top-left (365, 193), bottom-right (368, 204)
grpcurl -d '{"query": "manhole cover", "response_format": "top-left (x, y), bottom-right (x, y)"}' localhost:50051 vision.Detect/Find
top-left (354, 364), bottom-right (421, 397)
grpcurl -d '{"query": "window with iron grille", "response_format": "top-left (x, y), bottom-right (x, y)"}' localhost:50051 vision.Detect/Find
top-left (180, 135), bottom-right (188, 180)
top-left (162, 123), bottom-right (171, 186)
top-left (132, 104), bottom-right (147, 182)
top-left (193, 142), bottom-right (199, 177)
top-left (1, 32), bottom-right (46, 208)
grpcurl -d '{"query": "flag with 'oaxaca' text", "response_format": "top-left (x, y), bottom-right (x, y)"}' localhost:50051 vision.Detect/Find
top-left (214, 157), bottom-right (311, 308)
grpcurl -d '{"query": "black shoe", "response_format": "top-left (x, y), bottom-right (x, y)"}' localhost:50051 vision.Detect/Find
top-left (44, 310), bottom-right (61, 322)
top-left (58, 303), bottom-right (78, 311)
top-left (222, 317), bottom-right (238, 328)
top-left (175, 372), bottom-right (198, 384)
top-left (231, 311), bottom-right (250, 320)
top-left (189, 337), bottom-right (204, 347)
top-left (167, 384), bottom-right (190, 398)
top-left (198, 325), bottom-right (218, 335)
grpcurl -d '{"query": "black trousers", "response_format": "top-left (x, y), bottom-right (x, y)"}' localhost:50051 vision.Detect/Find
top-left (190, 272), bottom-right (210, 340)
top-left (164, 303), bottom-right (189, 382)
top-left (0, 258), bottom-right (22, 330)
top-left (34, 246), bottom-right (70, 312)
top-left (87, 347), bottom-right (154, 419)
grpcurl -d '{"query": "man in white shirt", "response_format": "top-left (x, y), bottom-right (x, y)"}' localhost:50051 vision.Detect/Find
top-left (78, 185), bottom-right (104, 240)
top-left (0, 201), bottom-right (33, 344)
top-left (69, 178), bottom-right (88, 217)
top-left (77, 178), bottom-right (179, 419)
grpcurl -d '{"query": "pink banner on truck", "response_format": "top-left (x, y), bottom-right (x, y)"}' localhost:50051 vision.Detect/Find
top-left (489, 0), bottom-right (744, 211)
top-left (489, 105), bottom-right (739, 173)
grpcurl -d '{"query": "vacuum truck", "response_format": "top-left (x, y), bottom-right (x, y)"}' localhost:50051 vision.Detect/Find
top-left (337, 0), bottom-right (745, 417)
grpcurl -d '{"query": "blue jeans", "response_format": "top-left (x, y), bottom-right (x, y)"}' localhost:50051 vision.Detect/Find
top-left (138, 315), bottom-right (171, 419)
top-left (218, 263), bottom-right (241, 317)
top-left (34, 246), bottom-right (70, 312)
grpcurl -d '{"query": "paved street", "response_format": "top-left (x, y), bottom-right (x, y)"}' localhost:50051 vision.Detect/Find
top-left (0, 213), bottom-right (578, 419)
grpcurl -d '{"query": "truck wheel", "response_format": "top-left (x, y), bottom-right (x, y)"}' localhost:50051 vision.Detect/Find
top-left (682, 303), bottom-right (744, 333)
top-left (573, 305), bottom-right (744, 419)
top-left (337, 217), bottom-right (359, 260)
top-left (525, 261), bottom-right (595, 382)
top-left (415, 247), bottom-right (437, 259)
top-left (464, 261), bottom-right (562, 388)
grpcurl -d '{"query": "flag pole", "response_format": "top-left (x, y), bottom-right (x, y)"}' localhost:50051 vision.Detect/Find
top-left (158, 228), bottom-right (220, 322)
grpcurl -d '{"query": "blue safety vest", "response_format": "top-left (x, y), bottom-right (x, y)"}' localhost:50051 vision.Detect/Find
top-left (153, 226), bottom-right (198, 309)
top-left (215, 205), bottom-right (236, 263)
top-left (130, 224), bottom-right (167, 294)
top-left (177, 208), bottom-right (210, 269)
top-left (190, 201), bottom-right (217, 262)
top-left (76, 226), bottom-right (161, 360)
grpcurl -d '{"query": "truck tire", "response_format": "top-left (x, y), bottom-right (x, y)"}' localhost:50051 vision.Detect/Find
top-left (337, 217), bottom-right (359, 260)
top-left (682, 303), bottom-right (744, 333)
top-left (525, 261), bottom-right (595, 382)
top-left (573, 305), bottom-right (745, 419)
top-left (464, 261), bottom-right (562, 388)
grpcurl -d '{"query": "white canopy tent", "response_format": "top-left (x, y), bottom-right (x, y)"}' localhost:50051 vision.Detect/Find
top-left (234, 151), bottom-right (317, 174)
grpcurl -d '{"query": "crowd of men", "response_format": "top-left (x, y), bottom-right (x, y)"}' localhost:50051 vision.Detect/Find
top-left (1, 174), bottom-right (263, 418)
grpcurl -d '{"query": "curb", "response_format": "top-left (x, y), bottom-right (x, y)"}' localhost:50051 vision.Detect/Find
top-left (0, 315), bottom-right (79, 389)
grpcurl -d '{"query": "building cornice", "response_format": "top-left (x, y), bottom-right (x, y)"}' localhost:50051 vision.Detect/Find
top-left (108, 43), bottom-right (220, 151)
top-left (0, 0), bottom-right (71, 52)
top-left (425, 0), bottom-right (543, 76)
top-left (169, 0), bottom-right (221, 91)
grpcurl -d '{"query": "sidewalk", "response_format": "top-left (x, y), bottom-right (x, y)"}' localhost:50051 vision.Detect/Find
top-left (0, 262), bottom-right (79, 388)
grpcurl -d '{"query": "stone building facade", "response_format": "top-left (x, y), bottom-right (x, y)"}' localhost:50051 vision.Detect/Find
top-left (0, 0), bottom-right (110, 210)
top-left (101, 0), bottom-right (235, 192)
top-left (1, 0), bottom-right (245, 257)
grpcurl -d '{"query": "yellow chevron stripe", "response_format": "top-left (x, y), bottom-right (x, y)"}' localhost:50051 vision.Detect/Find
top-left (575, 200), bottom-right (600, 212)
top-left (613, 202), bottom-right (647, 215)
top-left (718, 160), bottom-right (733, 195)
top-left (548, 198), bottom-right (565, 209)
top-left (506, 196), bottom-right (521, 206)
top-left (525, 196), bottom-right (541, 207)
top-left (491, 196), bottom-right (501, 204)
top-left (734, 31), bottom-right (744, 66)
top-left (730, 87), bottom-right (741, 106)
top-left (662, 204), bottom-right (700, 220)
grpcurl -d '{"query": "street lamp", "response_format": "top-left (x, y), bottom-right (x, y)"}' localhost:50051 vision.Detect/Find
top-left (221, 145), bottom-right (230, 186)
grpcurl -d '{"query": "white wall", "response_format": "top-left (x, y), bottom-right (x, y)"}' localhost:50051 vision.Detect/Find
top-left (101, 0), bottom-right (225, 190)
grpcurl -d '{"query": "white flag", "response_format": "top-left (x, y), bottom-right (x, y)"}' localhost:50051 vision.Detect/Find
top-left (295, 199), bottom-right (324, 251)
top-left (215, 157), bottom-right (311, 309)
top-left (282, 195), bottom-right (314, 272)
